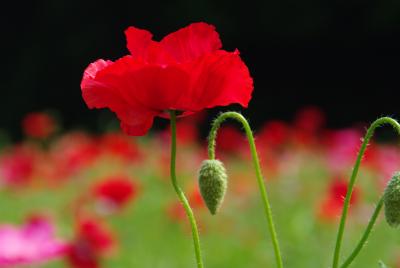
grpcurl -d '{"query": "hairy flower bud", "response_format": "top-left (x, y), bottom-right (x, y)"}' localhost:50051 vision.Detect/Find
top-left (198, 159), bottom-right (228, 215)
top-left (383, 172), bottom-right (400, 227)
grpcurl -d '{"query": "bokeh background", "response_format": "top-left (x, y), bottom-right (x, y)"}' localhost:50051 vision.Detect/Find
top-left (1, 1), bottom-right (400, 268)
top-left (2, 0), bottom-right (400, 139)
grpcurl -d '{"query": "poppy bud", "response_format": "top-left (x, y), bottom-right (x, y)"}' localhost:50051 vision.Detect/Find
top-left (198, 160), bottom-right (228, 215)
top-left (383, 172), bottom-right (400, 227)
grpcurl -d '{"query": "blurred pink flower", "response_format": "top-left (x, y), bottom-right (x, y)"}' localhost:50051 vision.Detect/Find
top-left (0, 217), bottom-right (67, 266)
top-left (364, 145), bottom-right (400, 187)
top-left (323, 129), bottom-right (362, 173)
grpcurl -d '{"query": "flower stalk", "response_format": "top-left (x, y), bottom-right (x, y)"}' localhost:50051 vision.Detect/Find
top-left (208, 111), bottom-right (283, 268)
top-left (332, 117), bottom-right (400, 268)
top-left (340, 197), bottom-right (384, 268)
top-left (169, 110), bottom-right (204, 268)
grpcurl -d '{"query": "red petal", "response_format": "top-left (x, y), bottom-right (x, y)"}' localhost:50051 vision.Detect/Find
top-left (125, 27), bottom-right (174, 65)
top-left (125, 27), bottom-right (153, 58)
top-left (81, 59), bottom-right (119, 109)
top-left (123, 65), bottom-right (190, 111)
top-left (120, 117), bottom-right (154, 136)
top-left (81, 58), bottom-right (156, 136)
top-left (176, 50), bottom-right (253, 111)
top-left (82, 59), bottom-right (114, 79)
top-left (161, 22), bottom-right (222, 62)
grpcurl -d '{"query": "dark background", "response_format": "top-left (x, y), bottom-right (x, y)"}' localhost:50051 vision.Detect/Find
top-left (2, 0), bottom-right (400, 138)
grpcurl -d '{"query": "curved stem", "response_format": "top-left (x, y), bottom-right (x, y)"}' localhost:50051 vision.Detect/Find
top-left (169, 110), bottom-right (204, 268)
top-left (332, 117), bottom-right (400, 268)
top-left (340, 197), bottom-right (384, 268)
top-left (208, 111), bottom-right (283, 268)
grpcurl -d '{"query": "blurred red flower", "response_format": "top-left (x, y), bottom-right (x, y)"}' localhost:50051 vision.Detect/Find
top-left (50, 133), bottom-right (100, 179)
top-left (188, 187), bottom-right (205, 208)
top-left (293, 106), bottom-right (325, 145)
top-left (66, 218), bottom-right (114, 268)
top-left (22, 112), bottom-right (56, 139)
top-left (99, 133), bottom-right (141, 162)
top-left (168, 187), bottom-right (204, 221)
top-left (255, 121), bottom-right (290, 176)
top-left (294, 106), bottom-right (325, 134)
top-left (92, 175), bottom-right (138, 209)
top-left (216, 125), bottom-right (247, 156)
top-left (257, 120), bottom-right (290, 150)
top-left (318, 179), bottom-right (360, 221)
top-left (81, 22), bottom-right (253, 136)
top-left (164, 120), bottom-right (199, 146)
top-left (0, 145), bottom-right (38, 185)
top-left (161, 112), bottom-right (207, 146)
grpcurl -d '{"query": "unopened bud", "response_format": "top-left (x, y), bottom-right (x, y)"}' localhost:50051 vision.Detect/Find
top-left (198, 159), bottom-right (228, 215)
top-left (383, 172), bottom-right (400, 227)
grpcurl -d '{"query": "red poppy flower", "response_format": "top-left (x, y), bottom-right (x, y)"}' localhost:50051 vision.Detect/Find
top-left (81, 22), bottom-right (253, 136)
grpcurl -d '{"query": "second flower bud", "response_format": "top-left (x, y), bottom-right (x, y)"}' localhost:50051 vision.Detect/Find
top-left (198, 159), bottom-right (228, 215)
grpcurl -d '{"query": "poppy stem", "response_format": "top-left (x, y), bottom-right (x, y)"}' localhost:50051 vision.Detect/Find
top-left (208, 111), bottom-right (284, 268)
top-left (340, 197), bottom-right (384, 268)
top-left (169, 110), bottom-right (204, 268)
top-left (332, 117), bottom-right (400, 268)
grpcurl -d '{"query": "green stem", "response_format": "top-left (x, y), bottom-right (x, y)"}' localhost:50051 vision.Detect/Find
top-left (332, 117), bottom-right (400, 268)
top-left (169, 110), bottom-right (204, 268)
top-left (340, 197), bottom-right (384, 268)
top-left (208, 111), bottom-right (283, 268)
